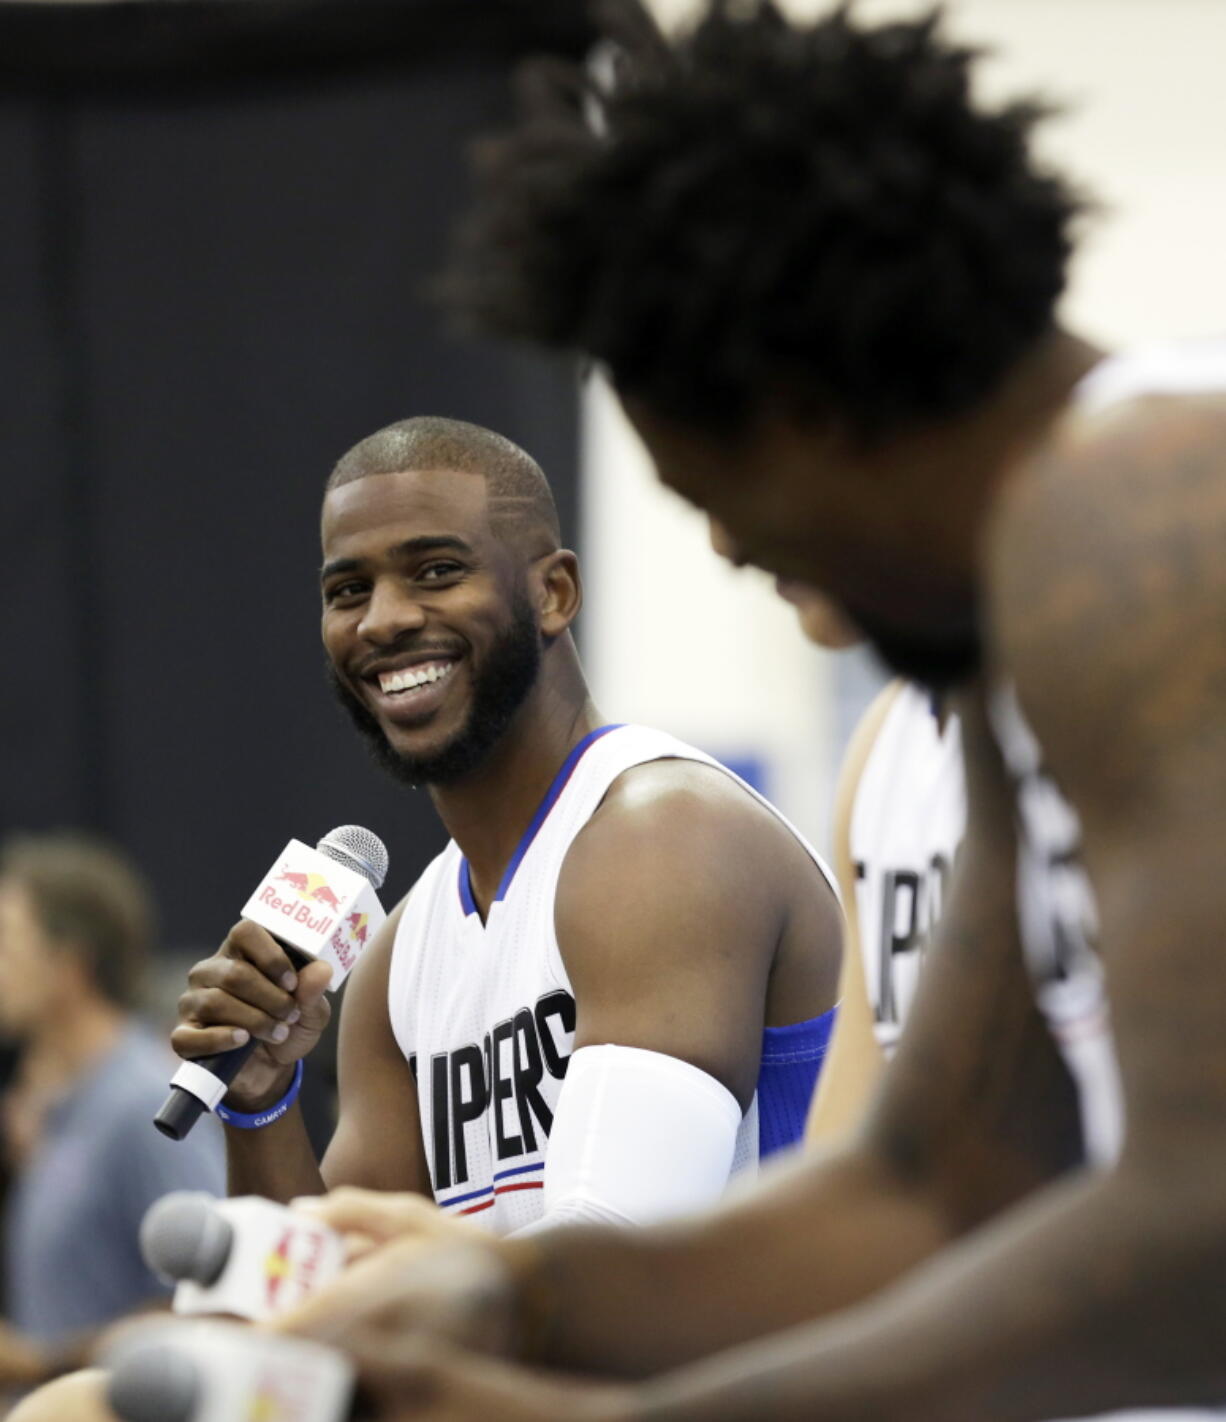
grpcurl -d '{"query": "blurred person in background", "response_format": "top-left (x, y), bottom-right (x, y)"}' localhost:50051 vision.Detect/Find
top-left (712, 511), bottom-right (964, 1140)
top-left (706, 522), bottom-right (961, 1137)
top-left (775, 581), bottom-right (964, 1144)
top-left (0, 833), bottom-right (223, 1398)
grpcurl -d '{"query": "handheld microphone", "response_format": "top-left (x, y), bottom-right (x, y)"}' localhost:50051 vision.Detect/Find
top-left (140, 1192), bottom-right (346, 1321)
top-left (105, 1320), bottom-right (355, 1422)
top-left (154, 824), bottom-right (388, 1141)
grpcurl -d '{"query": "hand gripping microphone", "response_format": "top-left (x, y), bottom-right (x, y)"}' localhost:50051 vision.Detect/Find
top-left (105, 1320), bottom-right (357, 1422)
top-left (154, 825), bottom-right (388, 1141)
top-left (141, 1191), bottom-right (346, 1321)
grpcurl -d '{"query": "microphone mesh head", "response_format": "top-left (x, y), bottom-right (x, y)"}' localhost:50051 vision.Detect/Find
top-left (317, 824), bottom-right (388, 890)
top-left (140, 1192), bottom-right (233, 1287)
top-left (107, 1344), bottom-right (199, 1422)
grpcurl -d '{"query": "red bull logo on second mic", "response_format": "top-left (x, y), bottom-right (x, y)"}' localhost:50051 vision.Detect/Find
top-left (262, 1229), bottom-right (294, 1310)
top-left (246, 1365), bottom-right (316, 1422)
top-left (262, 1223), bottom-right (327, 1312)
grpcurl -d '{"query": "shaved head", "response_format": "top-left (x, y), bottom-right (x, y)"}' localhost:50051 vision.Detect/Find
top-left (328, 415), bottom-right (561, 555)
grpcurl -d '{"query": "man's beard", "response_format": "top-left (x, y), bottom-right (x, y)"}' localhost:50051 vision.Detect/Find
top-left (328, 592), bottom-right (543, 787)
top-left (843, 599), bottom-right (984, 691)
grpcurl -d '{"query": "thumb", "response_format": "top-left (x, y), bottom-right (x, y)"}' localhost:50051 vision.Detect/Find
top-left (296, 960), bottom-right (334, 1010)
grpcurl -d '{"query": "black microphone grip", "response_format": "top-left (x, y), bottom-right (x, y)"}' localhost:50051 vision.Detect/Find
top-left (153, 1039), bottom-right (259, 1141)
top-left (153, 943), bottom-right (308, 1141)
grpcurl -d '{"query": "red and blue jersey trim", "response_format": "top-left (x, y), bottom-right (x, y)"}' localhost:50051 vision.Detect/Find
top-left (435, 1014), bottom-right (838, 1214)
top-left (457, 724), bottom-right (623, 916)
top-left (437, 1160), bottom-right (545, 1215)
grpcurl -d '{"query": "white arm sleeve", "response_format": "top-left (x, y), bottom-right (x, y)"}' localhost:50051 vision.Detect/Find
top-left (513, 1043), bottom-right (743, 1236)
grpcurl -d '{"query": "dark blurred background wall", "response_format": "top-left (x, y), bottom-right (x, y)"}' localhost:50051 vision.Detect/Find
top-left (0, 0), bottom-right (589, 955)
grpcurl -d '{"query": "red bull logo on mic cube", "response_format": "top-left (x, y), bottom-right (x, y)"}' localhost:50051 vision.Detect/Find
top-left (241, 840), bottom-right (385, 987)
top-left (260, 1220), bottom-right (336, 1312)
top-left (237, 1343), bottom-right (352, 1422)
top-left (247, 1371), bottom-right (313, 1422)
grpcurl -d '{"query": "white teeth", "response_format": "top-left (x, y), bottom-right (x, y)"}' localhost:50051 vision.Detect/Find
top-left (377, 662), bottom-right (454, 695)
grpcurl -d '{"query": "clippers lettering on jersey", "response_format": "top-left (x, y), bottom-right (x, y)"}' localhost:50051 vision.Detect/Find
top-left (866, 855), bottom-right (953, 1028)
top-left (423, 990), bottom-right (576, 1198)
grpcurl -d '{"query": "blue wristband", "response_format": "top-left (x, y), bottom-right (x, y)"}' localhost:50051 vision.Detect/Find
top-left (215, 1060), bottom-right (304, 1130)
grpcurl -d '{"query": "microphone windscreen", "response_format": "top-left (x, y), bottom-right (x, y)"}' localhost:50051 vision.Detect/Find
top-left (107, 1344), bottom-right (199, 1422)
top-left (316, 825), bottom-right (388, 891)
top-left (140, 1192), bottom-right (233, 1287)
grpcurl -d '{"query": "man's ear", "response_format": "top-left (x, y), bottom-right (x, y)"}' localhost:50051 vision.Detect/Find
top-left (536, 550), bottom-right (582, 638)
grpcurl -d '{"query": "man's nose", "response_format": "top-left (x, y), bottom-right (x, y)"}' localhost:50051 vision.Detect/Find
top-left (357, 579), bottom-right (427, 644)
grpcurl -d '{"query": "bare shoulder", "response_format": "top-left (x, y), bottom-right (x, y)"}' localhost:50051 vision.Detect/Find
top-left (555, 753), bottom-right (837, 951)
top-left (592, 754), bottom-right (806, 838)
top-left (986, 391), bottom-right (1226, 813)
top-left (567, 755), bottom-right (833, 905)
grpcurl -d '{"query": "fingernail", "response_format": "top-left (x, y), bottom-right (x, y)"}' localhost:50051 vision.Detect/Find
top-left (232, 1028), bottom-right (250, 1047)
top-left (281, 971), bottom-right (298, 992)
top-left (285, 1008), bottom-right (301, 1026)
top-left (269, 1023), bottom-right (290, 1043)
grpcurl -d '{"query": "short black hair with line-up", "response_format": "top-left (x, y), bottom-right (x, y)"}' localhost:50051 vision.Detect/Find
top-left (445, 0), bottom-right (1085, 441)
top-left (329, 415), bottom-right (561, 553)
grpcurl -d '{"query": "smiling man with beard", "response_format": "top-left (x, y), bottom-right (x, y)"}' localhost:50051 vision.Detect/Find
top-left (170, 414), bottom-right (842, 1235)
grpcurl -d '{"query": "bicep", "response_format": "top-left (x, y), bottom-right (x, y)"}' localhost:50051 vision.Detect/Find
top-left (322, 906), bottom-right (432, 1195)
top-left (556, 788), bottom-right (784, 1111)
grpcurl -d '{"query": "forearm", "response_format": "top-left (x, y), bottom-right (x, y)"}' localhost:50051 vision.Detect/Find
top-left (509, 1145), bottom-right (949, 1378)
top-left (632, 1166), bottom-right (1226, 1421)
top-left (224, 1102), bottom-right (324, 1203)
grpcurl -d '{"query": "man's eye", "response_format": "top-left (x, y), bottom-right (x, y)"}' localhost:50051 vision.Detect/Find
top-left (420, 561), bottom-right (463, 582)
top-left (324, 581), bottom-right (366, 603)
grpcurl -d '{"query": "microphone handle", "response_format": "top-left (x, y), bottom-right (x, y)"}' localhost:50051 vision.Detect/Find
top-left (153, 1037), bottom-right (259, 1141)
top-left (154, 940), bottom-right (309, 1142)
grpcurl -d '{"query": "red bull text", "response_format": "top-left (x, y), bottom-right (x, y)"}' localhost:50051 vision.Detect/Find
top-left (256, 886), bottom-right (335, 939)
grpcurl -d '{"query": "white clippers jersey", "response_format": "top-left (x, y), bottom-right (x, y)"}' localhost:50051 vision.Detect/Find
top-left (995, 340), bottom-right (1226, 1422)
top-left (849, 683), bottom-right (965, 1056)
top-left (387, 723), bottom-right (838, 1235)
